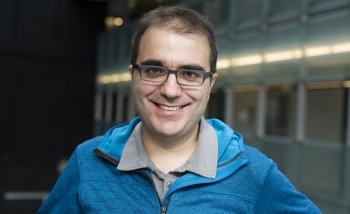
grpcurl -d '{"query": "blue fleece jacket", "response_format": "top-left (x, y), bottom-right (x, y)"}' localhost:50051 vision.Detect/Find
top-left (38, 117), bottom-right (321, 213)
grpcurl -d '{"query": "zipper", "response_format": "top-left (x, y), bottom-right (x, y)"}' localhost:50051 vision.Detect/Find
top-left (160, 196), bottom-right (171, 214)
top-left (94, 149), bottom-right (171, 214)
top-left (135, 169), bottom-right (172, 214)
top-left (93, 148), bottom-right (120, 165)
top-left (161, 207), bottom-right (166, 214)
top-left (94, 148), bottom-right (246, 214)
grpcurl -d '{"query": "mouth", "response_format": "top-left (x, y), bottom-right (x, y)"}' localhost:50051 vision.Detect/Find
top-left (157, 104), bottom-right (183, 111)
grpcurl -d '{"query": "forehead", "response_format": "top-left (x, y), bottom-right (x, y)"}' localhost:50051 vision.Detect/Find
top-left (137, 26), bottom-right (210, 69)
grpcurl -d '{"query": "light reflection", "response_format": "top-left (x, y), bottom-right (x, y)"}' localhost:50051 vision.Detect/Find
top-left (120, 73), bottom-right (131, 81)
top-left (265, 51), bottom-right (293, 62)
top-left (332, 43), bottom-right (350, 53)
top-left (343, 81), bottom-right (350, 88)
top-left (110, 74), bottom-right (120, 82)
top-left (98, 72), bottom-right (131, 84)
top-left (217, 59), bottom-right (231, 69)
top-left (307, 81), bottom-right (342, 89)
top-left (264, 50), bottom-right (303, 62)
top-left (114, 17), bottom-right (123, 26)
top-left (293, 50), bottom-right (303, 58)
top-left (305, 46), bottom-right (331, 57)
top-left (232, 55), bottom-right (262, 66)
top-left (99, 42), bottom-right (350, 84)
top-left (100, 75), bottom-right (111, 84)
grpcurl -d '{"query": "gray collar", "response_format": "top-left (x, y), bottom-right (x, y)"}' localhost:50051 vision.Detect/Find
top-left (117, 117), bottom-right (218, 178)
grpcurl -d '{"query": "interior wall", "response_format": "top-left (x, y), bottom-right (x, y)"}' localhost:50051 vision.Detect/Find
top-left (0, 0), bottom-right (105, 164)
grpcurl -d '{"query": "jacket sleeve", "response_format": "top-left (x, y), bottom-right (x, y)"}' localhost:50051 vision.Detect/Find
top-left (37, 148), bottom-right (83, 214)
top-left (253, 162), bottom-right (321, 214)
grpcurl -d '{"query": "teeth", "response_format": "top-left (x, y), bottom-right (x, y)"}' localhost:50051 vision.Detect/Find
top-left (158, 104), bottom-right (181, 111)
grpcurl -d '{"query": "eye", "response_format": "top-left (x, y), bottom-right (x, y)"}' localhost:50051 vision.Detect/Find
top-left (179, 70), bottom-right (201, 78)
top-left (144, 66), bottom-right (166, 76)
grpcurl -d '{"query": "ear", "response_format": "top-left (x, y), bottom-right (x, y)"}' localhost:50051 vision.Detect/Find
top-left (128, 65), bottom-right (134, 91)
top-left (209, 73), bottom-right (218, 93)
top-left (128, 65), bottom-right (133, 78)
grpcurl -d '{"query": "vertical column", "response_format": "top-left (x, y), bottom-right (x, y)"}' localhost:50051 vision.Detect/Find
top-left (256, 85), bottom-right (266, 138)
top-left (346, 84), bottom-right (350, 147)
top-left (93, 91), bottom-right (104, 136)
top-left (295, 55), bottom-right (307, 144)
top-left (94, 92), bottom-right (103, 122)
top-left (224, 87), bottom-right (234, 128)
top-left (127, 91), bottom-right (136, 122)
top-left (343, 148), bottom-right (350, 213)
top-left (116, 91), bottom-right (124, 124)
top-left (344, 70), bottom-right (350, 213)
top-left (104, 91), bottom-right (113, 123)
top-left (295, 82), bottom-right (306, 142)
top-left (291, 0), bottom-right (308, 190)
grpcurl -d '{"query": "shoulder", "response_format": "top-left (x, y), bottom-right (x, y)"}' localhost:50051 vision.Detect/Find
top-left (76, 136), bottom-right (104, 153)
top-left (237, 145), bottom-right (275, 187)
top-left (244, 145), bottom-right (273, 169)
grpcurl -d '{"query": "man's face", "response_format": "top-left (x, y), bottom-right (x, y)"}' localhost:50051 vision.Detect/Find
top-left (129, 26), bottom-right (217, 141)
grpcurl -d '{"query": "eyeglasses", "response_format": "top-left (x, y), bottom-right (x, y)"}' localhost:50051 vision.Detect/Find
top-left (132, 63), bottom-right (213, 87)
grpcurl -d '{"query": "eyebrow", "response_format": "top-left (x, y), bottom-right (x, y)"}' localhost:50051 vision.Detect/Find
top-left (140, 59), bottom-right (207, 71)
top-left (178, 64), bottom-right (206, 72)
top-left (140, 59), bottom-right (164, 67)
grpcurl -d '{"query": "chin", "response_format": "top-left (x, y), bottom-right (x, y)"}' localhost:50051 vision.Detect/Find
top-left (156, 127), bottom-right (182, 138)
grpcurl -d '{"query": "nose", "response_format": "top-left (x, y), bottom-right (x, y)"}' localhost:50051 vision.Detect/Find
top-left (159, 73), bottom-right (182, 98)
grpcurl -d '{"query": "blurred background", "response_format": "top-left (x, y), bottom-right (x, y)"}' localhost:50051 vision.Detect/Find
top-left (1, 0), bottom-right (350, 213)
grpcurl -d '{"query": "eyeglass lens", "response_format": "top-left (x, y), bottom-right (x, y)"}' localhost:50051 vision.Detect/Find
top-left (141, 66), bottom-right (205, 86)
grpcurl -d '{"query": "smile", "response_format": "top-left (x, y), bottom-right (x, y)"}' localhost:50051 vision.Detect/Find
top-left (157, 104), bottom-right (182, 111)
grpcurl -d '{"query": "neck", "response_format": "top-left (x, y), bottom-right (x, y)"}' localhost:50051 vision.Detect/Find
top-left (142, 124), bottom-right (199, 174)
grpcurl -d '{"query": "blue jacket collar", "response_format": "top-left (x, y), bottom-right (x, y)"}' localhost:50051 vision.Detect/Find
top-left (97, 116), bottom-right (248, 169)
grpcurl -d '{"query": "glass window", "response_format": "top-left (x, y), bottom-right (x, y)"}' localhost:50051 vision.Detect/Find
top-left (308, 0), bottom-right (347, 7)
top-left (233, 86), bottom-right (257, 135)
top-left (300, 144), bottom-right (344, 196)
top-left (215, 68), bottom-right (230, 87)
top-left (208, 0), bottom-right (229, 27)
top-left (231, 34), bottom-right (262, 84)
top-left (265, 61), bottom-right (299, 81)
top-left (265, 85), bottom-right (296, 137)
top-left (265, 25), bottom-right (300, 51)
top-left (233, 65), bottom-right (259, 84)
top-left (268, 0), bottom-right (301, 18)
top-left (305, 84), bottom-right (346, 142)
top-left (189, 2), bottom-right (204, 15)
top-left (305, 54), bottom-right (350, 79)
top-left (307, 16), bottom-right (350, 46)
top-left (235, 0), bottom-right (261, 25)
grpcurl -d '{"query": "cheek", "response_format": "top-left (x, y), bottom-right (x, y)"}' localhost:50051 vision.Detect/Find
top-left (189, 89), bottom-right (210, 106)
top-left (133, 83), bottom-right (155, 105)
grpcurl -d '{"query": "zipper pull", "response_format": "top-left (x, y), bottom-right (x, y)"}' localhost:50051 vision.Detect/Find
top-left (161, 206), bottom-right (166, 214)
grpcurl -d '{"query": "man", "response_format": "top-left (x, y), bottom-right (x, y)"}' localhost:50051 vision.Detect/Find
top-left (38, 5), bottom-right (321, 213)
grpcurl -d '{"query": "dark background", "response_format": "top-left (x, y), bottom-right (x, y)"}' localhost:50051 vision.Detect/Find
top-left (0, 0), bottom-right (106, 213)
top-left (0, 0), bottom-right (174, 212)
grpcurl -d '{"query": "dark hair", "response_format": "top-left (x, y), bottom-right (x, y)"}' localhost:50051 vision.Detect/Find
top-left (130, 5), bottom-right (218, 73)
